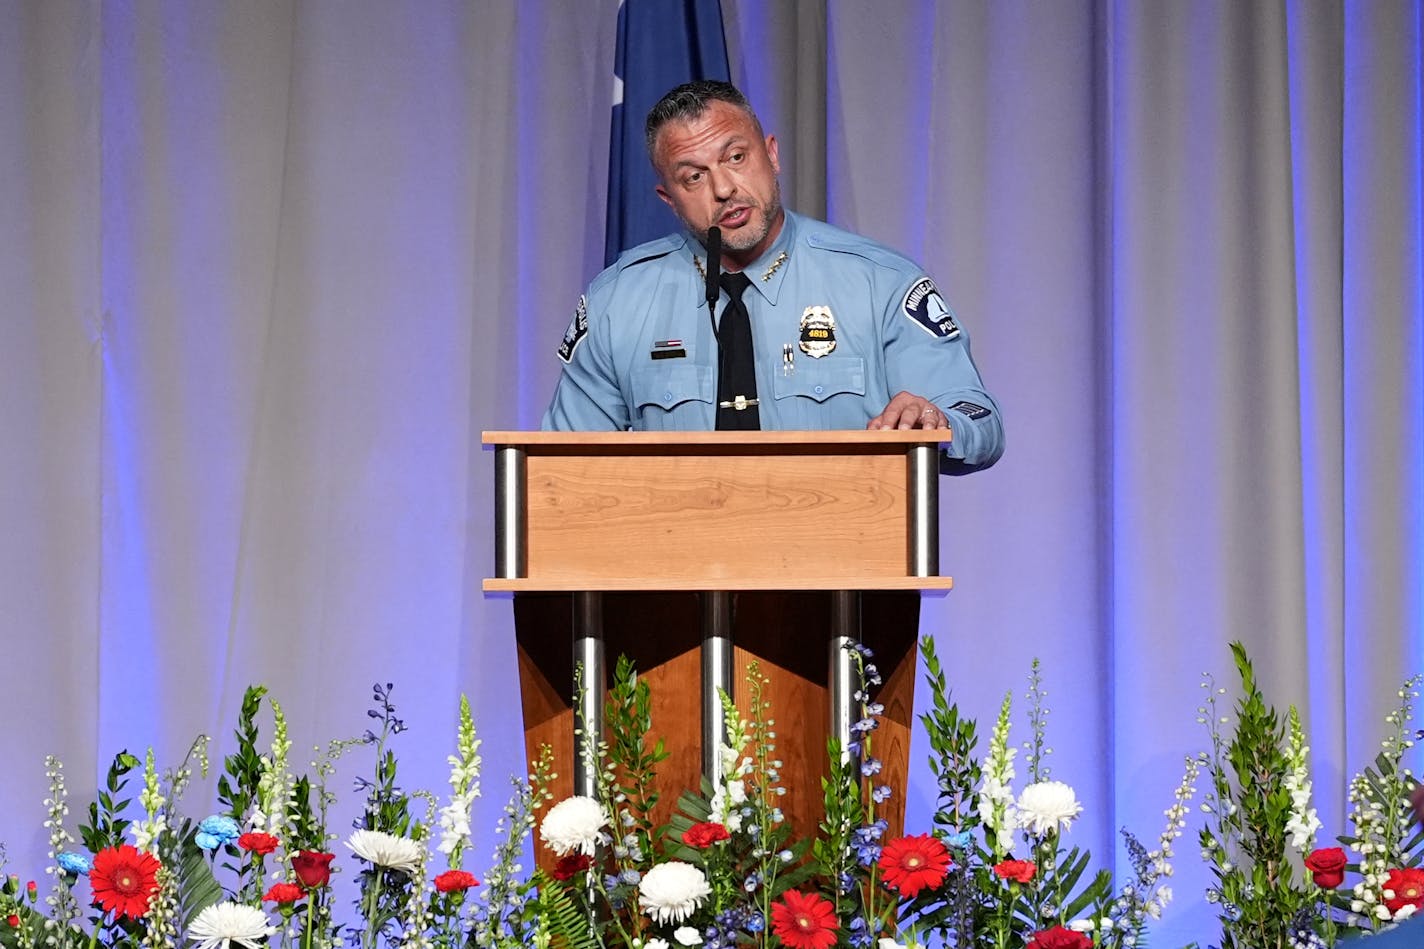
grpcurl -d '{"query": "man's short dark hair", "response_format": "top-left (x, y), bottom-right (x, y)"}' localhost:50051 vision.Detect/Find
top-left (644, 80), bottom-right (762, 156)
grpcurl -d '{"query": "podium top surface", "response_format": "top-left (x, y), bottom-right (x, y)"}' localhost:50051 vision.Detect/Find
top-left (482, 430), bottom-right (950, 447)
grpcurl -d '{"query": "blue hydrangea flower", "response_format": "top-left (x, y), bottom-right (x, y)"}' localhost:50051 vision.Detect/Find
top-left (57, 851), bottom-right (91, 874)
top-left (947, 829), bottom-right (974, 849)
top-left (745, 913), bottom-right (765, 933)
top-left (195, 814), bottom-right (241, 851)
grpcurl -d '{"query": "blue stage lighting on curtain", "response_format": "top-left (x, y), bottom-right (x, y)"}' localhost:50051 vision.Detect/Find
top-left (604, 0), bottom-right (731, 266)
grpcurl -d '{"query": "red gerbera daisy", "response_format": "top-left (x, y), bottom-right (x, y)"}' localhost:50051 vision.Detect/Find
top-left (878, 834), bottom-right (951, 897)
top-left (89, 845), bottom-right (161, 920)
top-left (1384, 867), bottom-right (1424, 915)
top-left (433, 870), bottom-right (480, 892)
top-left (770, 890), bottom-right (838, 949)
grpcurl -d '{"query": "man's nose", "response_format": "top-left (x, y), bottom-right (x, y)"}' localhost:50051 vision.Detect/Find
top-left (710, 168), bottom-right (736, 201)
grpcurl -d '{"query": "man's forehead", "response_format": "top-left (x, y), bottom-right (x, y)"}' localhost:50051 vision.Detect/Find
top-left (655, 104), bottom-right (760, 158)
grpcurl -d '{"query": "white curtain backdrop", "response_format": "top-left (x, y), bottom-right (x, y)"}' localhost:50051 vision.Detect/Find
top-left (2, 2), bottom-right (1420, 944)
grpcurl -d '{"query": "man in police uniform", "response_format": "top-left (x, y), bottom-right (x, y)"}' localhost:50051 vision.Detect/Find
top-left (543, 80), bottom-right (1003, 475)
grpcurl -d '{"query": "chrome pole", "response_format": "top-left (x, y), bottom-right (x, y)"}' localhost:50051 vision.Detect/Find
top-left (573, 592), bottom-right (605, 799)
top-left (907, 443), bottom-right (939, 577)
top-left (493, 445), bottom-right (527, 579)
top-left (830, 590), bottom-right (860, 764)
top-left (702, 591), bottom-right (735, 784)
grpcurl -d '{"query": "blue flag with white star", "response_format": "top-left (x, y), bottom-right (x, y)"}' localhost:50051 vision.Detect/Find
top-left (604, 0), bottom-right (731, 266)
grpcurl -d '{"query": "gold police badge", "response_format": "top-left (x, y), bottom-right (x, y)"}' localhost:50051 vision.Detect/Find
top-left (798, 305), bottom-right (837, 357)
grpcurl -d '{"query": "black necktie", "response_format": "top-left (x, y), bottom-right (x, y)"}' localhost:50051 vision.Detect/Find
top-left (715, 271), bottom-right (760, 430)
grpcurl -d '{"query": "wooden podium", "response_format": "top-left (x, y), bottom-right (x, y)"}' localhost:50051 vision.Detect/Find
top-left (483, 430), bottom-right (952, 846)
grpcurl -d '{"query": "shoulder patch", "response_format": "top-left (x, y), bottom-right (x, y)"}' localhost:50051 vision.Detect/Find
top-left (556, 295), bottom-right (589, 364)
top-left (902, 278), bottom-right (961, 340)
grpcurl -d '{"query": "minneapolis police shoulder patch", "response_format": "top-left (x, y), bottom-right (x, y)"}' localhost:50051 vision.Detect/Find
top-left (557, 295), bottom-right (589, 364)
top-left (902, 278), bottom-right (960, 340)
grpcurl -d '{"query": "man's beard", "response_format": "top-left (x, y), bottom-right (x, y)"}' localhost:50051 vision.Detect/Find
top-left (693, 183), bottom-right (783, 256)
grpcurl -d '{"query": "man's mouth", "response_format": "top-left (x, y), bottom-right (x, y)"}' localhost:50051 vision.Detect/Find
top-left (719, 206), bottom-right (752, 228)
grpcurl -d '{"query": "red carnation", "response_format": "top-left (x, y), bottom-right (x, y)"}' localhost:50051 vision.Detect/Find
top-left (1304, 847), bottom-right (1348, 889)
top-left (878, 834), bottom-right (951, 897)
top-left (770, 890), bottom-right (838, 949)
top-left (1384, 867), bottom-right (1424, 915)
top-left (433, 870), bottom-right (480, 892)
top-left (551, 853), bottom-right (593, 881)
top-left (994, 859), bottom-right (1037, 884)
top-left (238, 833), bottom-right (280, 855)
top-left (1027, 926), bottom-right (1093, 949)
top-left (89, 845), bottom-right (161, 920)
top-left (263, 882), bottom-right (306, 904)
top-left (682, 822), bottom-right (731, 849)
top-left (291, 851), bottom-right (335, 888)
top-left (6, 915), bottom-right (19, 928)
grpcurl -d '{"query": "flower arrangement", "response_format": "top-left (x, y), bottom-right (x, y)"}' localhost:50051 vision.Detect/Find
top-left (0, 639), bottom-right (1419, 949)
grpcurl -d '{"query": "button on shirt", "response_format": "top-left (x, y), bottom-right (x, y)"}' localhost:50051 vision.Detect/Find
top-left (542, 211), bottom-right (1004, 473)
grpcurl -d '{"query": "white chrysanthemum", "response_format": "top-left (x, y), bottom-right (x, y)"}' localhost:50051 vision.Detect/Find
top-left (188, 901), bottom-right (277, 949)
top-left (673, 926), bottom-right (703, 946)
top-left (1016, 780), bottom-right (1083, 836)
top-left (346, 828), bottom-right (424, 875)
top-left (637, 861), bottom-right (711, 925)
top-left (539, 795), bottom-right (608, 856)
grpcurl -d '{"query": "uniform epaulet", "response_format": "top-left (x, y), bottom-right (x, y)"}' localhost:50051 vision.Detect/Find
top-left (614, 234), bottom-right (686, 272)
top-left (803, 222), bottom-right (917, 273)
top-left (587, 234), bottom-right (688, 296)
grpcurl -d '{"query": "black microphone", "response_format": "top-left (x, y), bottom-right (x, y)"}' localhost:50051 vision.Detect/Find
top-left (704, 226), bottom-right (721, 311)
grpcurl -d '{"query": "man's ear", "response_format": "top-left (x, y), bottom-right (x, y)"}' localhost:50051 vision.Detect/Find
top-left (655, 184), bottom-right (673, 208)
top-left (766, 134), bottom-right (780, 175)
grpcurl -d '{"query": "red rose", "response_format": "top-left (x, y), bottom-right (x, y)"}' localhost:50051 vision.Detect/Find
top-left (6, 915), bottom-right (19, 928)
top-left (1027, 926), bottom-right (1093, 949)
top-left (238, 833), bottom-right (280, 856)
top-left (551, 853), bottom-right (593, 881)
top-left (263, 883), bottom-right (306, 904)
top-left (1384, 867), bottom-right (1424, 915)
top-left (994, 859), bottom-right (1037, 884)
top-left (1304, 847), bottom-right (1348, 889)
top-left (682, 822), bottom-right (731, 849)
top-left (291, 851), bottom-right (335, 888)
top-left (433, 870), bottom-right (479, 892)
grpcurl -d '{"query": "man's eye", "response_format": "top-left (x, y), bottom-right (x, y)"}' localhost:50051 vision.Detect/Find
top-left (729, 152), bottom-right (745, 163)
top-left (684, 172), bottom-right (702, 186)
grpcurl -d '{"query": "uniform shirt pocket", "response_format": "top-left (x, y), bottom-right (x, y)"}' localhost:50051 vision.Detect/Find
top-left (771, 355), bottom-right (866, 403)
top-left (630, 363), bottom-right (715, 427)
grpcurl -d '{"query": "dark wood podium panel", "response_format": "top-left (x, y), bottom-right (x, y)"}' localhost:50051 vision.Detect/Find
top-left (515, 591), bottom-right (920, 851)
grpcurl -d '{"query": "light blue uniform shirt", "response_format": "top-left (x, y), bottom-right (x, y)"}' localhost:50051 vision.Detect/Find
top-left (542, 211), bottom-right (1004, 473)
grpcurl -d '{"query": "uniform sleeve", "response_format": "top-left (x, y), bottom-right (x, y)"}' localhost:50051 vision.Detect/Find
top-left (881, 275), bottom-right (1005, 474)
top-left (540, 293), bottom-right (629, 431)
